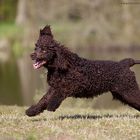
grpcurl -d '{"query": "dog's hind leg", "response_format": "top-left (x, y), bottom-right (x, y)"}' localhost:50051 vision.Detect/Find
top-left (111, 89), bottom-right (140, 111)
top-left (26, 87), bottom-right (66, 116)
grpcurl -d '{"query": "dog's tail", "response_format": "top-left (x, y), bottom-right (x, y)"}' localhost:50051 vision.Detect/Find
top-left (120, 58), bottom-right (140, 67)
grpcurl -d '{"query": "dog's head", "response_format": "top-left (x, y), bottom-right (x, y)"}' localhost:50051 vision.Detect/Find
top-left (31, 25), bottom-right (72, 70)
top-left (30, 25), bottom-right (56, 69)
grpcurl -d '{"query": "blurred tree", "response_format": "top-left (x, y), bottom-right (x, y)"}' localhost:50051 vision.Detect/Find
top-left (15, 0), bottom-right (140, 48)
top-left (0, 0), bottom-right (18, 22)
top-left (16, 0), bottom-right (27, 25)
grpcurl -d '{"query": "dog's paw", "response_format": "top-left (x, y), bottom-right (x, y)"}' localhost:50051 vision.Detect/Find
top-left (26, 105), bottom-right (39, 117)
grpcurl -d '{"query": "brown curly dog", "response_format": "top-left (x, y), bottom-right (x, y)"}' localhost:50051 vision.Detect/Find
top-left (26, 25), bottom-right (140, 116)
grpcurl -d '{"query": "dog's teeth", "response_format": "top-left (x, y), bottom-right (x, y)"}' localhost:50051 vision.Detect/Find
top-left (33, 61), bottom-right (46, 69)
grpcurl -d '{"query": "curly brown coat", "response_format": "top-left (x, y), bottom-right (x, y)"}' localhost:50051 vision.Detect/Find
top-left (26, 25), bottom-right (140, 117)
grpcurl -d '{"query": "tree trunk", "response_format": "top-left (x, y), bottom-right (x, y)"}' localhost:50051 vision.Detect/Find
top-left (122, 4), bottom-right (133, 46)
top-left (16, 0), bottom-right (27, 25)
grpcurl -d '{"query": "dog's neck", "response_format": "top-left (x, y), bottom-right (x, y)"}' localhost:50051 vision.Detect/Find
top-left (45, 42), bottom-right (80, 70)
top-left (57, 44), bottom-right (80, 63)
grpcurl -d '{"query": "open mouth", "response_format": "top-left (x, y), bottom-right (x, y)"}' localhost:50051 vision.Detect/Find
top-left (33, 60), bottom-right (46, 69)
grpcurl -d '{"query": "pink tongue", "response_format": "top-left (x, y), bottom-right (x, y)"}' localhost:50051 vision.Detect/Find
top-left (33, 62), bottom-right (40, 69)
top-left (33, 61), bottom-right (46, 69)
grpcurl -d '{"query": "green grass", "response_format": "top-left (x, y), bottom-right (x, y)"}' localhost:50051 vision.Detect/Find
top-left (0, 22), bottom-right (21, 38)
top-left (0, 106), bottom-right (140, 140)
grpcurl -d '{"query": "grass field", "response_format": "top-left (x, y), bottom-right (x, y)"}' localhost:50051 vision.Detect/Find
top-left (0, 106), bottom-right (140, 140)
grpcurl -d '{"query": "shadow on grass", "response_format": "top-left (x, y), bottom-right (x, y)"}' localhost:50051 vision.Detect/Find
top-left (30, 118), bottom-right (48, 122)
top-left (58, 114), bottom-right (140, 120)
top-left (29, 114), bottom-right (140, 122)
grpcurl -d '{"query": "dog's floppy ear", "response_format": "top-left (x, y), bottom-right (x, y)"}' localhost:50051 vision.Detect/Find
top-left (40, 25), bottom-right (53, 37)
top-left (56, 49), bottom-right (71, 71)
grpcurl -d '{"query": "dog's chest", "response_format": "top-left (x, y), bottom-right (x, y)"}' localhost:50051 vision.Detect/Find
top-left (47, 70), bottom-right (62, 86)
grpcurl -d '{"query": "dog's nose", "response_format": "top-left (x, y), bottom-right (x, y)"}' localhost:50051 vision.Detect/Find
top-left (30, 53), bottom-right (36, 60)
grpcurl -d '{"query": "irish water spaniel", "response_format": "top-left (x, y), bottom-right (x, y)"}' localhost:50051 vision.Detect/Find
top-left (26, 25), bottom-right (140, 116)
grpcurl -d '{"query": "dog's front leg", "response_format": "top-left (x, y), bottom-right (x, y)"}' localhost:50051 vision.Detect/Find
top-left (26, 87), bottom-right (65, 117)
